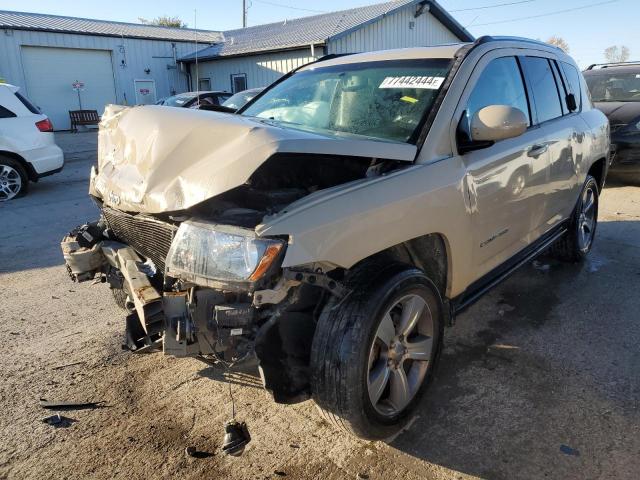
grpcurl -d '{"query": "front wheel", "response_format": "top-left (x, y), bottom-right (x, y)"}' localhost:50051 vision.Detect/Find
top-left (310, 263), bottom-right (443, 440)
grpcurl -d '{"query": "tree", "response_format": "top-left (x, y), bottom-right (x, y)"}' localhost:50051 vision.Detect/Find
top-left (139, 16), bottom-right (187, 28)
top-left (604, 45), bottom-right (630, 63)
top-left (546, 36), bottom-right (569, 53)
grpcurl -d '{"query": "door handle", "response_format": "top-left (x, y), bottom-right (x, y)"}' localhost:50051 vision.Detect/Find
top-left (527, 144), bottom-right (548, 157)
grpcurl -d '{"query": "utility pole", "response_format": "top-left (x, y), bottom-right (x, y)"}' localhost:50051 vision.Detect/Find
top-left (243, 0), bottom-right (247, 28)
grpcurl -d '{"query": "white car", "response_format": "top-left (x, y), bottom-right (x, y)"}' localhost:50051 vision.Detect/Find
top-left (0, 83), bottom-right (64, 201)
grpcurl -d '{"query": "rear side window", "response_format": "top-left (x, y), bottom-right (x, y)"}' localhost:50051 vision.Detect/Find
top-left (521, 57), bottom-right (563, 124)
top-left (14, 92), bottom-right (40, 114)
top-left (0, 105), bottom-right (16, 118)
top-left (466, 56), bottom-right (531, 126)
top-left (560, 62), bottom-right (583, 111)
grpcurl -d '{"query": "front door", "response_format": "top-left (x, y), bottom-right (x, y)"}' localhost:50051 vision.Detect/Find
top-left (458, 55), bottom-right (549, 277)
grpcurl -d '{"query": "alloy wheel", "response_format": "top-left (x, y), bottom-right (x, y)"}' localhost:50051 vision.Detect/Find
top-left (367, 293), bottom-right (435, 417)
top-left (577, 184), bottom-right (596, 251)
top-left (0, 164), bottom-right (22, 201)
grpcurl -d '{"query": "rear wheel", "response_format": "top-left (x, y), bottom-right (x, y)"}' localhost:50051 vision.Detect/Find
top-left (310, 263), bottom-right (443, 440)
top-left (0, 157), bottom-right (28, 201)
top-left (550, 175), bottom-right (598, 262)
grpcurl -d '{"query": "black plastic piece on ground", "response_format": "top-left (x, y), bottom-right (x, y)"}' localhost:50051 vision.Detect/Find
top-left (221, 420), bottom-right (251, 456)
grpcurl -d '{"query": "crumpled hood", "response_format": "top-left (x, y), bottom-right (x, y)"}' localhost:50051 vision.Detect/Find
top-left (92, 105), bottom-right (417, 213)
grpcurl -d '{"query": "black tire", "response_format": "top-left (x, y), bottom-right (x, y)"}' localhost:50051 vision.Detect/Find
top-left (111, 287), bottom-right (129, 310)
top-left (0, 157), bottom-right (29, 201)
top-left (550, 175), bottom-right (599, 262)
top-left (310, 262), bottom-right (444, 440)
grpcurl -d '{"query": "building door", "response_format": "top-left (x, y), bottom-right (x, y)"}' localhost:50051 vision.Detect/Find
top-left (20, 46), bottom-right (117, 130)
top-left (231, 73), bottom-right (247, 93)
top-left (134, 80), bottom-right (157, 105)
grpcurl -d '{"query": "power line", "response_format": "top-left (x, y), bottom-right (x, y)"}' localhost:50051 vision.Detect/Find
top-left (450, 0), bottom-right (536, 13)
top-left (250, 0), bottom-right (326, 14)
top-left (473, 0), bottom-right (619, 26)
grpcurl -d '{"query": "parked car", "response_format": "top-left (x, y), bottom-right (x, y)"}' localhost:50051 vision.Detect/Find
top-left (222, 87), bottom-right (265, 111)
top-left (157, 91), bottom-right (232, 109)
top-left (0, 83), bottom-right (64, 201)
top-left (584, 62), bottom-right (640, 180)
top-left (61, 37), bottom-right (608, 441)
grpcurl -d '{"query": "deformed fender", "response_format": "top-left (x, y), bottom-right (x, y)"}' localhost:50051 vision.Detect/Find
top-left (257, 157), bottom-right (472, 298)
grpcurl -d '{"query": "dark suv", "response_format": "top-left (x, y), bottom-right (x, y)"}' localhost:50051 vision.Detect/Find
top-left (584, 62), bottom-right (640, 180)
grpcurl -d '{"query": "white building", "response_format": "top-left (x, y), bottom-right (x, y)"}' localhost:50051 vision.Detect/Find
top-left (0, 11), bottom-right (222, 129)
top-left (181, 0), bottom-right (473, 93)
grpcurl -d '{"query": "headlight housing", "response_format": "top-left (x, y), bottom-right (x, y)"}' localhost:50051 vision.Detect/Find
top-left (166, 220), bottom-right (284, 287)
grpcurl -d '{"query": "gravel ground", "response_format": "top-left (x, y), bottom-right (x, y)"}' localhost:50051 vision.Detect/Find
top-left (0, 131), bottom-right (638, 480)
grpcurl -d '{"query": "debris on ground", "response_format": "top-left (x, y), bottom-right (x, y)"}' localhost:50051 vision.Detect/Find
top-left (532, 260), bottom-right (551, 272)
top-left (42, 414), bottom-right (76, 428)
top-left (39, 399), bottom-right (104, 410)
top-left (51, 360), bottom-right (86, 370)
top-left (185, 445), bottom-right (214, 458)
top-left (560, 444), bottom-right (580, 456)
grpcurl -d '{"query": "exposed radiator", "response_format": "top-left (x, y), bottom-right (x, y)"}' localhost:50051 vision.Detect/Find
top-left (102, 206), bottom-right (177, 273)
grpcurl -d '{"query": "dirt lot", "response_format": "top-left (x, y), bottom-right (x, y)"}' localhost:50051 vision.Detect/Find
top-left (1, 131), bottom-right (639, 480)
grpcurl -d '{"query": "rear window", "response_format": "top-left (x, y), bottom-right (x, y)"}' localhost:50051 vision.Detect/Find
top-left (15, 92), bottom-right (40, 114)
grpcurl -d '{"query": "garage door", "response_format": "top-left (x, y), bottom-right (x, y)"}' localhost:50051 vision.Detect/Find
top-left (21, 46), bottom-right (117, 130)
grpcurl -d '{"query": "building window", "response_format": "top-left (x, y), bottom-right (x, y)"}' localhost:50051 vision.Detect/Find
top-left (198, 78), bottom-right (211, 91)
top-left (231, 73), bottom-right (247, 93)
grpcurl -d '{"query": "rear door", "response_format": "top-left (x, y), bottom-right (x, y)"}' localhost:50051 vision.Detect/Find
top-left (520, 56), bottom-right (580, 224)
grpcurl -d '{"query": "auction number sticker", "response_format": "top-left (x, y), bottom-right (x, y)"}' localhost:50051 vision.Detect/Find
top-left (379, 76), bottom-right (444, 89)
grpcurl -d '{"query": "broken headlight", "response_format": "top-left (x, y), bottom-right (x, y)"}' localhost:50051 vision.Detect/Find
top-left (165, 220), bottom-right (284, 285)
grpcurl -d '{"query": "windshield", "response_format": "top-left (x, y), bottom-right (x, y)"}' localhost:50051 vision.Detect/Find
top-left (163, 93), bottom-right (196, 107)
top-left (242, 59), bottom-right (452, 143)
top-left (585, 71), bottom-right (640, 102)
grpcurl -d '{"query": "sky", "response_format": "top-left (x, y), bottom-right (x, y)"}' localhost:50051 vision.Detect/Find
top-left (1, 0), bottom-right (637, 68)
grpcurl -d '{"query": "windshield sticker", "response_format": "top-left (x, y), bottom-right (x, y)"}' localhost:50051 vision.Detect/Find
top-left (379, 76), bottom-right (444, 89)
top-left (400, 96), bottom-right (418, 104)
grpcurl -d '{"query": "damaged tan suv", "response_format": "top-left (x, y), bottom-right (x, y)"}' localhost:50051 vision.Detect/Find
top-left (62, 36), bottom-right (609, 440)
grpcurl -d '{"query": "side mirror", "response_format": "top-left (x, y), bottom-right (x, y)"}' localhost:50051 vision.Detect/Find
top-left (470, 105), bottom-right (528, 142)
top-left (566, 93), bottom-right (577, 112)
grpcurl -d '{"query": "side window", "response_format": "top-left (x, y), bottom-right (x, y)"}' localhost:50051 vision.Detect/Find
top-left (521, 57), bottom-right (563, 123)
top-left (466, 56), bottom-right (531, 127)
top-left (0, 105), bottom-right (16, 118)
top-left (550, 60), bottom-right (568, 115)
top-left (560, 62), bottom-right (583, 111)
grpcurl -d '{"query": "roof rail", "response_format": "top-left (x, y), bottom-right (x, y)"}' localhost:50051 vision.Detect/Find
top-left (586, 61), bottom-right (640, 70)
top-left (474, 35), bottom-right (562, 50)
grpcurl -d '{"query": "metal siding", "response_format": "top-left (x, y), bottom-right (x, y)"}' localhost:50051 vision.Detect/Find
top-left (327, 10), bottom-right (459, 54)
top-left (194, 49), bottom-right (319, 92)
top-left (0, 29), bottom-right (202, 127)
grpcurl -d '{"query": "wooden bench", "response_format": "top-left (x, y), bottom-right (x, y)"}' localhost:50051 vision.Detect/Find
top-left (69, 110), bottom-right (100, 132)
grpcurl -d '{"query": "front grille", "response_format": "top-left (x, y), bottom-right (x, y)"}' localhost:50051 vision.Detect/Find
top-left (102, 206), bottom-right (178, 272)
